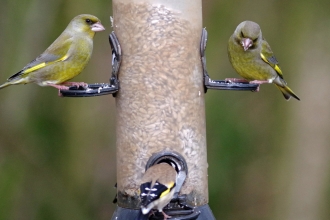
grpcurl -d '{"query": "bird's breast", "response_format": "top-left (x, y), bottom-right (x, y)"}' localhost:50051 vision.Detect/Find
top-left (229, 48), bottom-right (276, 81)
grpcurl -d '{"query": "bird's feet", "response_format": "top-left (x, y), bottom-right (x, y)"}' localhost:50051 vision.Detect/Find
top-left (225, 78), bottom-right (249, 83)
top-left (249, 80), bottom-right (271, 85)
top-left (248, 80), bottom-right (270, 92)
top-left (252, 85), bottom-right (260, 92)
top-left (62, 82), bottom-right (89, 88)
top-left (162, 211), bottom-right (172, 220)
top-left (47, 82), bottom-right (89, 97)
top-left (47, 84), bottom-right (70, 96)
top-left (48, 84), bottom-right (70, 90)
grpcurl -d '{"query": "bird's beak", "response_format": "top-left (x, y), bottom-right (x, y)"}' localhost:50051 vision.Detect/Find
top-left (91, 22), bottom-right (105, 32)
top-left (241, 38), bottom-right (253, 51)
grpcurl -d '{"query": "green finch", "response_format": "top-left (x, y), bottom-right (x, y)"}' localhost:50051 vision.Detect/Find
top-left (228, 21), bottom-right (300, 101)
top-left (0, 14), bottom-right (105, 94)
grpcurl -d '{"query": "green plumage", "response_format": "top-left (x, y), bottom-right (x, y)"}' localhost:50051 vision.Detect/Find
top-left (228, 21), bottom-right (300, 101)
top-left (0, 14), bottom-right (104, 91)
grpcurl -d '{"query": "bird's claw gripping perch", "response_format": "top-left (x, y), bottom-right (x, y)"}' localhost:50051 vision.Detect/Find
top-left (60, 31), bottom-right (121, 97)
top-left (200, 28), bottom-right (259, 92)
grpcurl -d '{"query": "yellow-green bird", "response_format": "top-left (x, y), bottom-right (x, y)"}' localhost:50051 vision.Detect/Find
top-left (0, 14), bottom-right (105, 94)
top-left (228, 21), bottom-right (300, 101)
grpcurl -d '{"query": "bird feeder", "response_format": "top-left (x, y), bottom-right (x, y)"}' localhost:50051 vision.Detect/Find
top-left (59, 0), bottom-right (258, 219)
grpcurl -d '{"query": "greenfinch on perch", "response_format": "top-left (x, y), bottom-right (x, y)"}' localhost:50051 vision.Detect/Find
top-left (228, 21), bottom-right (300, 101)
top-left (0, 14), bottom-right (105, 94)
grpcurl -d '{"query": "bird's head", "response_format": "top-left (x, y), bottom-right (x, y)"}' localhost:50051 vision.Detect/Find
top-left (70, 14), bottom-right (105, 36)
top-left (235, 21), bottom-right (261, 51)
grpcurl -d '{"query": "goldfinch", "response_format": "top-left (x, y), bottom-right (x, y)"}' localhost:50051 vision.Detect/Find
top-left (136, 163), bottom-right (177, 220)
top-left (228, 21), bottom-right (300, 100)
top-left (0, 14), bottom-right (105, 94)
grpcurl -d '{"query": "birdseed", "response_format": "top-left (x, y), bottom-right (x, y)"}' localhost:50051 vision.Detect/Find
top-left (112, 1), bottom-right (208, 208)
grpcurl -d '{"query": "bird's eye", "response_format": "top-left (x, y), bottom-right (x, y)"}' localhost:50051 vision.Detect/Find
top-left (85, 19), bottom-right (92, 24)
top-left (253, 37), bottom-right (258, 43)
top-left (240, 31), bottom-right (245, 38)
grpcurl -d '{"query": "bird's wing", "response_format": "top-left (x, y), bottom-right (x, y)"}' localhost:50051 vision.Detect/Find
top-left (260, 39), bottom-right (284, 79)
top-left (140, 181), bottom-right (170, 206)
top-left (8, 33), bottom-right (73, 80)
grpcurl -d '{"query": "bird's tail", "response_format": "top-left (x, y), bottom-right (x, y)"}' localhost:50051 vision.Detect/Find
top-left (275, 84), bottom-right (300, 101)
top-left (0, 82), bottom-right (12, 90)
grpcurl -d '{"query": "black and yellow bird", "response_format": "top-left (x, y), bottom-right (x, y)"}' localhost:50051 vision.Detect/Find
top-left (136, 163), bottom-right (177, 220)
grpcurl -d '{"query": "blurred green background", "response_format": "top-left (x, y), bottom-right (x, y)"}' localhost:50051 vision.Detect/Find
top-left (0, 0), bottom-right (329, 219)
